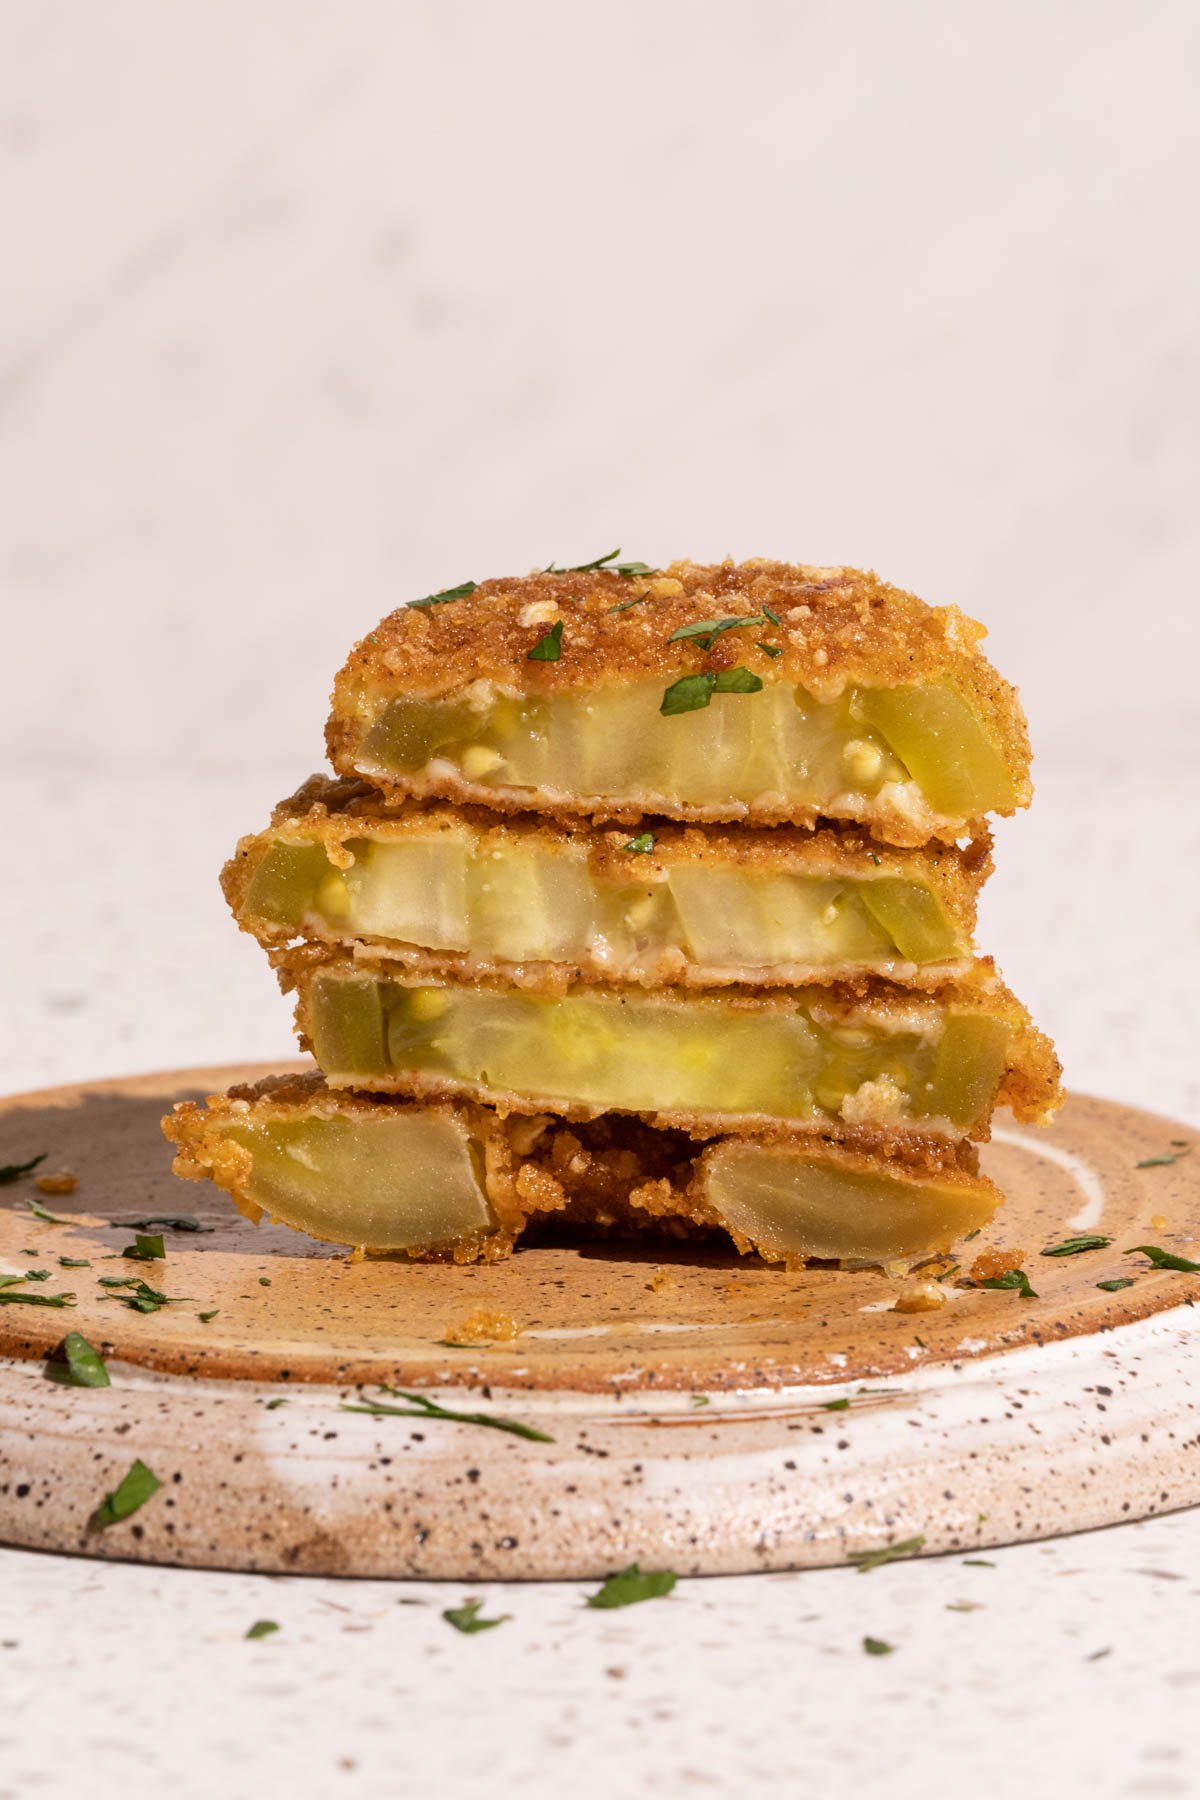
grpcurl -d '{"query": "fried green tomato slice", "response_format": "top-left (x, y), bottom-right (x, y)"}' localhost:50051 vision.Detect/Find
top-left (326, 560), bottom-right (1031, 845)
top-left (224, 778), bottom-right (988, 990)
top-left (287, 957), bottom-right (1061, 1145)
top-left (161, 1072), bottom-right (1000, 1265)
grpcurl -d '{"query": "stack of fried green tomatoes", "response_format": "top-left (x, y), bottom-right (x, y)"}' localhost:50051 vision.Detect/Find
top-left (164, 555), bottom-right (1061, 1269)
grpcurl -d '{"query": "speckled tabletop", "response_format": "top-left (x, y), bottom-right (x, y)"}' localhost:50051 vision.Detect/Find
top-left (5, 1), bottom-right (1200, 1793)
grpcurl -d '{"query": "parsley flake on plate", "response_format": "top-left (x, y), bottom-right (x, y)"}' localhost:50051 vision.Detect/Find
top-left (23, 1197), bottom-right (70, 1224)
top-left (122, 1233), bottom-right (166, 1262)
top-left (977, 1268), bottom-right (1038, 1299)
top-left (46, 1331), bottom-right (109, 1388)
top-left (849, 1535), bottom-right (925, 1573)
top-left (0, 1153), bottom-right (46, 1186)
top-left (90, 1459), bottom-right (162, 1528)
top-left (111, 1214), bottom-right (214, 1234)
top-left (341, 1387), bottom-right (553, 1442)
top-left (1040, 1234), bottom-right (1112, 1258)
top-left (1136, 1146), bottom-right (1191, 1169)
top-left (1097, 1278), bottom-right (1135, 1292)
top-left (1127, 1245), bottom-right (1200, 1273)
top-left (863, 1636), bottom-right (895, 1656)
top-left (245, 1620), bottom-right (280, 1641)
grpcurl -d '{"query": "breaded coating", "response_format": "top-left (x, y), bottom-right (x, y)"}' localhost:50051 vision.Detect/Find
top-left (282, 951), bottom-right (1064, 1149)
top-left (326, 559), bottom-right (1031, 840)
top-left (162, 1072), bottom-right (997, 1266)
top-left (222, 774), bottom-right (989, 992)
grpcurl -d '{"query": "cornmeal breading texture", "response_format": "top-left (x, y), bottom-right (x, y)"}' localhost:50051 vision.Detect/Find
top-left (161, 1072), bottom-right (1000, 1266)
top-left (281, 953), bottom-right (1062, 1149)
top-left (326, 560), bottom-right (1032, 844)
top-left (223, 776), bottom-right (989, 991)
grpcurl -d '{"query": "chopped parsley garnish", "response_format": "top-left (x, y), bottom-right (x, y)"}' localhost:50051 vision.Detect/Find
top-left (1136, 1147), bottom-right (1191, 1169)
top-left (122, 1233), bottom-right (166, 1262)
top-left (265, 1397), bottom-right (289, 1410)
top-left (667, 614), bottom-right (764, 650)
top-left (546, 549), bottom-right (655, 577)
top-left (59, 1257), bottom-right (90, 1268)
top-left (849, 1535), bottom-right (925, 1573)
top-left (978, 1268), bottom-right (1038, 1299)
top-left (1127, 1245), bottom-right (1200, 1273)
top-left (23, 1197), bottom-right (70, 1224)
top-left (442, 1599), bottom-right (510, 1634)
top-left (609, 593), bottom-right (650, 612)
top-left (690, 1393), bottom-right (710, 1408)
top-left (660, 667), bottom-right (763, 715)
top-left (102, 1278), bottom-right (175, 1314)
top-left (46, 1331), bottom-right (109, 1388)
top-left (90, 1459), bottom-right (162, 1528)
top-left (585, 1564), bottom-right (677, 1609)
top-left (624, 832), bottom-right (655, 854)
top-left (0, 1287), bottom-right (76, 1308)
top-left (1097, 1278), bottom-right (1135, 1292)
top-left (341, 1386), bottom-right (553, 1442)
top-left (0, 1153), bottom-right (46, 1186)
top-left (863, 1636), bottom-right (894, 1656)
top-left (409, 580), bottom-right (477, 609)
top-left (245, 1620), bottom-right (280, 1640)
top-left (756, 640), bottom-right (782, 658)
top-left (1040, 1234), bottom-right (1112, 1258)
top-left (821, 1397), bottom-right (850, 1411)
top-left (527, 620), bottom-right (563, 662)
top-left (198, 1310), bottom-right (219, 1323)
top-left (111, 1214), bottom-right (214, 1234)
top-left (761, 604), bottom-right (781, 625)
top-left (23, 1269), bottom-right (50, 1282)
top-left (962, 1558), bottom-right (995, 1567)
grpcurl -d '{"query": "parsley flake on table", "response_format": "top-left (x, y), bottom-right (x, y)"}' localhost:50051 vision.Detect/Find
top-left (1126, 1245), bottom-right (1200, 1273)
top-left (1097, 1278), bottom-right (1135, 1292)
top-left (341, 1387), bottom-right (553, 1442)
top-left (527, 620), bottom-right (563, 662)
top-left (849, 1535), bottom-right (926, 1573)
top-left (442, 1599), bottom-right (510, 1635)
top-left (1040, 1234), bottom-right (1112, 1257)
top-left (660, 667), bottom-right (763, 715)
top-left (46, 1331), bottom-right (109, 1388)
top-left (863, 1636), bottom-right (894, 1656)
top-left (245, 1620), bottom-right (280, 1640)
top-left (409, 580), bottom-right (478, 609)
top-left (624, 832), bottom-right (655, 854)
top-left (585, 1564), bottom-right (677, 1609)
top-left (978, 1267), bottom-right (1038, 1299)
top-left (90, 1458), bottom-right (162, 1528)
top-left (0, 1153), bottom-right (46, 1186)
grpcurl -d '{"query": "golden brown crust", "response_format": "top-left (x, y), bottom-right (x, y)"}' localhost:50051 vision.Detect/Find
top-left (161, 1075), bottom-right (995, 1265)
top-left (282, 954), bottom-right (1063, 1147)
top-left (326, 559), bottom-right (1032, 825)
top-left (221, 774), bottom-right (989, 992)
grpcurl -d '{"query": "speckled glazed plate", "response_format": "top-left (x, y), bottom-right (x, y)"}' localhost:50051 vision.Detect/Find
top-left (1, 1065), bottom-right (1197, 1577)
